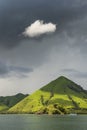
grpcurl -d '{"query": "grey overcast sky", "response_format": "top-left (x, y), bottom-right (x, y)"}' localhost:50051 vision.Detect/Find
top-left (0, 0), bottom-right (87, 96)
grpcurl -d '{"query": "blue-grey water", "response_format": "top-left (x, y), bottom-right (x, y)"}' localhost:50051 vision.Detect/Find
top-left (0, 114), bottom-right (87, 130)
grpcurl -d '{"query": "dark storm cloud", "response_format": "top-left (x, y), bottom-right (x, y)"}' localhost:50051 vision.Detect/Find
top-left (0, 61), bottom-right (33, 77)
top-left (1, 0), bottom-right (87, 95)
top-left (0, 0), bottom-right (87, 80)
top-left (61, 69), bottom-right (87, 79)
top-left (0, 0), bottom-right (87, 48)
top-left (9, 66), bottom-right (33, 73)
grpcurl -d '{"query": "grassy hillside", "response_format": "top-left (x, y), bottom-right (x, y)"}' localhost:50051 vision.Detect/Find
top-left (0, 103), bottom-right (8, 112)
top-left (8, 76), bottom-right (87, 114)
top-left (0, 93), bottom-right (28, 108)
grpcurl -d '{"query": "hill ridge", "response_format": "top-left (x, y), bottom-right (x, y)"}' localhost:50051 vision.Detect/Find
top-left (8, 76), bottom-right (87, 114)
top-left (0, 93), bottom-right (28, 110)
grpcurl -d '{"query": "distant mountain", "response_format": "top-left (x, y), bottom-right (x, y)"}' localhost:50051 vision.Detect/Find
top-left (0, 93), bottom-right (28, 109)
top-left (8, 76), bottom-right (87, 114)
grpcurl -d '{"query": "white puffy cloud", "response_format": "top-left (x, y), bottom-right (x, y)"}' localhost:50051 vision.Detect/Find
top-left (23, 20), bottom-right (56, 37)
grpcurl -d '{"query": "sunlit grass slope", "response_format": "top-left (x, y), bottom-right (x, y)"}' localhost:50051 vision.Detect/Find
top-left (8, 76), bottom-right (87, 114)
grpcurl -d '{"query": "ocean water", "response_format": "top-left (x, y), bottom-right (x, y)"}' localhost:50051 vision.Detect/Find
top-left (0, 114), bottom-right (87, 130)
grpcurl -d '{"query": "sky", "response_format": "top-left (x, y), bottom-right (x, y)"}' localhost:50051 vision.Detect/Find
top-left (0, 0), bottom-right (87, 96)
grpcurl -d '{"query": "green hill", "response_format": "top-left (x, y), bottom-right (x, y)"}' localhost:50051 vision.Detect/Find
top-left (0, 103), bottom-right (8, 112)
top-left (0, 93), bottom-right (28, 108)
top-left (8, 76), bottom-right (87, 114)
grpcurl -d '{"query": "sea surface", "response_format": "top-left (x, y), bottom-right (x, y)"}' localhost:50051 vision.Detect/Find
top-left (0, 114), bottom-right (87, 130)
